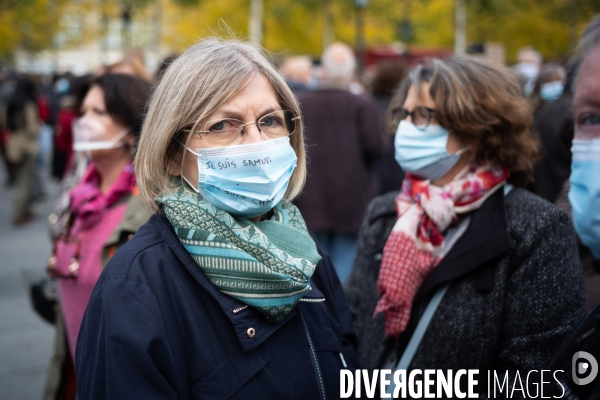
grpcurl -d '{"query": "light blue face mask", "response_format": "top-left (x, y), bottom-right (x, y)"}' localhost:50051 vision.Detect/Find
top-left (569, 139), bottom-right (600, 259)
top-left (394, 120), bottom-right (467, 182)
top-left (184, 137), bottom-right (298, 219)
top-left (540, 81), bottom-right (564, 102)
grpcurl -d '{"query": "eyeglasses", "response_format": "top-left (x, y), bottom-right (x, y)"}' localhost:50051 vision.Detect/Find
top-left (183, 110), bottom-right (300, 148)
top-left (391, 107), bottom-right (435, 131)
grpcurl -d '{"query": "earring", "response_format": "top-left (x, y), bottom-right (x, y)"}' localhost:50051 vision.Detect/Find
top-left (129, 146), bottom-right (137, 155)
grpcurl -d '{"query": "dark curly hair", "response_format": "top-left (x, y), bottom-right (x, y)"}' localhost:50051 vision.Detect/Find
top-left (388, 56), bottom-right (539, 187)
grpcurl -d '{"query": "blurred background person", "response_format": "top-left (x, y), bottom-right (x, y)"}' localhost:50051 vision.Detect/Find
top-left (548, 14), bottom-right (600, 399)
top-left (49, 73), bottom-right (94, 242)
top-left (52, 92), bottom-right (76, 181)
top-left (369, 59), bottom-right (408, 195)
top-left (529, 62), bottom-right (572, 204)
top-left (530, 63), bottom-right (566, 109)
top-left (345, 57), bottom-right (585, 394)
top-left (294, 42), bottom-right (387, 283)
top-left (6, 77), bottom-right (41, 226)
top-left (0, 70), bottom-right (18, 187)
top-left (43, 73), bottom-right (151, 400)
top-left (105, 50), bottom-right (151, 81)
top-left (107, 58), bottom-right (151, 81)
top-left (280, 55), bottom-right (314, 92)
top-left (513, 45), bottom-right (542, 96)
top-left (50, 74), bottom-right (74, 180)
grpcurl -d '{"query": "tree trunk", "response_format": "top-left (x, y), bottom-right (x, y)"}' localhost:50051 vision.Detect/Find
top-left (249, 0), bottom-right (263, 45)
top-left (454, 0), bottom-right (466, 55)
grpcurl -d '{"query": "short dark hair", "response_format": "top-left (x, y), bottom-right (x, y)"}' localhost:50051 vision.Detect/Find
top-left (91, 73), bottom-right (152, 139)
top-left (371, 60), bottom-right (407, 98)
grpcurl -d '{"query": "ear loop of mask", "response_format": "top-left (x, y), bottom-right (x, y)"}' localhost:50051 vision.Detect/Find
top-left (453, 147), bottom-right (470, 158)
top-left (178, 131), bottom-right (201, 193)
top-left (110, 127), bottom-right (132, 148)
top-left (445, 129), bottom-right (471, 159)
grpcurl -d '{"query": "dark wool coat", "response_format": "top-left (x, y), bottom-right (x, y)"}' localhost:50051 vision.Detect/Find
top-left (547, 303), bottom-right (600, 399)
top-left (76, 213), bottom-right (360, 400)
top-left (344, 187), bottom-right (586, 398)
top-left (294, 88), bottom-right (387, 234)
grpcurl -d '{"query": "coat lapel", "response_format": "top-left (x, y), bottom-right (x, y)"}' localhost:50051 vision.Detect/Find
top-left (413, 188), bottom-right (512, 302)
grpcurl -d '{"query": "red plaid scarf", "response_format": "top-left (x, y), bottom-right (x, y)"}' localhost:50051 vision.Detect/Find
top-left (374, 164), bottom-right (509, 337)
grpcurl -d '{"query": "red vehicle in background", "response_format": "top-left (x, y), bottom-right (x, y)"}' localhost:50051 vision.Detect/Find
top-left (364, 45), bottom-right (453, 68)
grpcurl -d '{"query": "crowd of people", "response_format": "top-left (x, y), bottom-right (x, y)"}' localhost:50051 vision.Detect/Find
top-left (0, 13), bottom-right (599, 400)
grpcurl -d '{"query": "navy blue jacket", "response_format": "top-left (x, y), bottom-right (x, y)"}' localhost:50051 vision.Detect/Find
top-left (76, 213), bottom-right (360, 399)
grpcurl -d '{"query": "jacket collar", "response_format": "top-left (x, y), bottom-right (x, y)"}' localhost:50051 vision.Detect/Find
top-left (153, 212), bottom-right (322, 352)
top-left (370, 188), bottom-right (512, 299)
top-left (414, 187), bottom-right (512, 301)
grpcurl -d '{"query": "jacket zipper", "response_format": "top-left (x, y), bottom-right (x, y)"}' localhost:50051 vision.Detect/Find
top-left (299, 297), bottom-right (326, 303)
top-left (232, 305), bottom-right (248, 313)
top-left (301, 314), bottom-right (327, 400)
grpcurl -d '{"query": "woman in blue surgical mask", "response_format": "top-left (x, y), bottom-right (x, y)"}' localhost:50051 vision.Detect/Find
top-left (345, 56), bottom-right (586, 394)
top-left (568, 39), bottom-right (600, 295)
top-left (75, 38), bottom-right (359, 399)
top-left (531, 63), bottom-right (566, 107)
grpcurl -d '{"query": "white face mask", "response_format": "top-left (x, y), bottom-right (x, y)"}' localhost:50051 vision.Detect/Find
top-left (72, 117), bottom-right (130, 152)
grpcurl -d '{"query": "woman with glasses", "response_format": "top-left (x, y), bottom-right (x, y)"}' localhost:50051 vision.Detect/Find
top-left (345, 56), bottom-right (585, 395)
top-left (75, 38), bottom-right (359, 399)
top-left (44, 73), bottom-right (152, 399)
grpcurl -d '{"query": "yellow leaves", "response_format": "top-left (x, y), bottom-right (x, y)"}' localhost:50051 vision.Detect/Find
top-left (0, 0), bottom-right (67, 60)
top-left (160, 0), bottom-right (458, 58)
top-left (3, 0), bottom-right (597, 64)
top-left (0, 11), bottom-right (19, 59)
top-left (162, 0), bottom-right (248, 52)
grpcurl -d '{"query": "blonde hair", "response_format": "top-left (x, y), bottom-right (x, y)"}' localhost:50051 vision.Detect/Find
top-left (135, 38), bottom-right (306, 213)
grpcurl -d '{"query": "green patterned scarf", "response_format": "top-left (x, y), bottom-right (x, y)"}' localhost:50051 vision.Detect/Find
top-left (157, 181), bottom-right (322, 322)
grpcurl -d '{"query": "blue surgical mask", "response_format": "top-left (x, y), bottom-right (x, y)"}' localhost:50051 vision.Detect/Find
top-left (394, 120), bottom-right (467, 181)
top-left (569, 139), bottom-right (600, 259)
top-left (183, 137), bottom-right (298, 219)
top-left (540, 81), bottom-right (564, 102)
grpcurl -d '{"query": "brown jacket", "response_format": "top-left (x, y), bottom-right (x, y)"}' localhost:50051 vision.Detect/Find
top-left (6, 101), bottom-right (40, 163)
top-left (294, 88), bottom-right (387, 233)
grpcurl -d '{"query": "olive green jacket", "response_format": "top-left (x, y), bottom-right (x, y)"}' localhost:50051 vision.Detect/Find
top-left (42, 193), bottom-right (150, 400)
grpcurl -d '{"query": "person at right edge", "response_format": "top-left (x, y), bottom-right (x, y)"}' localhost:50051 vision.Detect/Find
top-left (548, 14), bottom-right (600, 400)
top-left (344, 56), bottom-right (586, 398)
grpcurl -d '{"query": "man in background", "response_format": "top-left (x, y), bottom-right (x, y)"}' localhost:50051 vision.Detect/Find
top-left (294, 42), bottom-right (387, 282)
top-left (280, 55), bottom-right (314, 93)
top-left (513, 46), bottom-right (542, 96)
